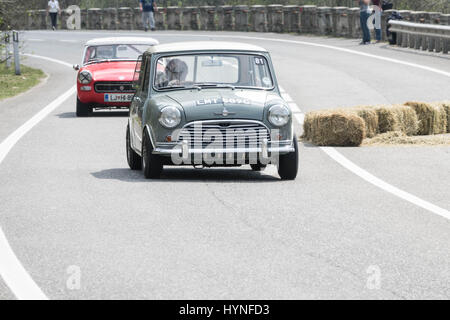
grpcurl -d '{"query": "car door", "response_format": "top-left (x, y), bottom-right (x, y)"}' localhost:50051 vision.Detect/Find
top-left (130, 55), bottom-right (149, 152)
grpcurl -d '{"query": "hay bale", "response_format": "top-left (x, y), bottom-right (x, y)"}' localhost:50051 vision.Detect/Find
top-left (405, 101), bottom-right (447, 135)
top-left (438, 101), bottom-right (450, 133)
top-left (373, 106), bottom-right (397, 133)
top-left (302, 111), bottom-right (365, 146)
top-left (349, 107), bottom-right (379, 138)
top-left (371, 105), bottom-right (418, 136)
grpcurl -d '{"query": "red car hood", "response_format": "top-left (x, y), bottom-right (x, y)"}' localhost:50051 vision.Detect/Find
top-left (82, 61), bottom-right (137, 82)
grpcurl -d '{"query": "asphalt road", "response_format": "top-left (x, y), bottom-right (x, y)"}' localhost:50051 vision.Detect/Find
top-left (0, 30), bottom-right (449, 299)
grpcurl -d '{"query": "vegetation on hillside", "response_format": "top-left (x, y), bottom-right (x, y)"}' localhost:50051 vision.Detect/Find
top-left (0, 64), bottom-right (46, 100)
top-left (22, 1), bottom-right (450, 13)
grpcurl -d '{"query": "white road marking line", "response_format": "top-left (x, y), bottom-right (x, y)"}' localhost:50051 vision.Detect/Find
top-left (279, 86), bottom-right (302, 113)
top-left (59, 40), bottom-right (78, 43)
top-left (22, 53), bottom-right (73, 68)
top-left (0, 54), bottom-right (75, 300)
top-left (320, 147), bottom-right (450, 220)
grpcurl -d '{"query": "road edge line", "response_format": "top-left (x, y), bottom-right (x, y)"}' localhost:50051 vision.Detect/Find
top-left (0, 53), bottom-right (75, 300)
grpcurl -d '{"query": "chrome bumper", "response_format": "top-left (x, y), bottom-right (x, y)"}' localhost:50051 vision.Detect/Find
top-left (153, 140), bottom-right (295, 157)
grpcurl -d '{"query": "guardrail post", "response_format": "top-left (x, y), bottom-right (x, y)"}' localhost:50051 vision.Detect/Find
top-left (80, 9), bottom-right (88, 29)
top-left (381, 9), bottom-right (395, 41)
top-left (267, 5), bottom-right (283, 33)
top-left (427, 12), bottom-right (441, 52)
top-left (182, 7), bottom-right (192, 30)
top-left (102, 8), bottom-right (117, 30)
top-left (332, 7), bottom-right (349, 37)
top-left (217, 6), bottom-right (234, 31)
top-left (316, 7), bottom-right (331, 36)
top-left (133, 7), bottom-right (142, 30)
top-left (300, 5), bottom-right (317, 34)
top-left (166, 6), bottom-right (182, 30)
top-left (348, 7), bottom-right (361, 38)
top-left (37, 9), bottom-right (48, 30)
top-left (60, 8), bottom-right (69, 30)
top-left (397, 10), bottom-right (411, 47)
top-left (190, 7), bottom-right (200, 30)
top-left (199, 6), bottom-right (214, 31)
top-left (87, 8), bottom-right (102, 30)
top-left (155, 7), bottom-right (166, 30)
top-left (117, 7), bottom-right (133, 30)
top-left (408, 12), bottom-right (421, 49)
top-left (12, 31), bottom-right (20, 75)
top-left (283, 5), bottom-right (300, 33)
top-left (235, 5), bottom-right (250, 32)
top-left (5, 32), bottom-right (11, 68)
top-left (250, 5), bottom-right (267, 32)
top-left (442, 14), bottom-right (450, 54)
top-left (26, 10), bottom-right (36, 30)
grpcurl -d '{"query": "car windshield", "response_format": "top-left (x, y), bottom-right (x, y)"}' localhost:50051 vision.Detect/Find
top-left (83, 44), bottom-right (149, 64)
top-left (154, 54), bottom-right (274, 90)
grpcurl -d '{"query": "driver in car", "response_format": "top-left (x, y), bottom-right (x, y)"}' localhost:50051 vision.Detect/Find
top-left (96, 46), bottom-right (115, 60)
top-left (165, 58), bottom-right (188, 86)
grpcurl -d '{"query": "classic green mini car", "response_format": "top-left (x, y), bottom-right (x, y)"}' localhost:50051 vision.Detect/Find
top-left (126, 41), bottom-right (298, 180)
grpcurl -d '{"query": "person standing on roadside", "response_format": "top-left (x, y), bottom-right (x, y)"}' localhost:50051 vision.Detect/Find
top-left (47, 0), bottom-right (61, 31)
top-left (372, 0), bottom-right (383, 42)
top-left (140, 0), bottom-right (158, 32)
top-left (358, 0), bottom-right (372, 44)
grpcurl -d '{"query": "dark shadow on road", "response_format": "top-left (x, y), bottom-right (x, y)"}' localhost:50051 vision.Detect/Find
top-left (56, 112), bottom-right (77, 118)
top-left (91, 167), bottom-right (280, 183)
top-left (378, 43), bottom-right (450, 61)
top-left (56, 111), bottom-right (128, 118)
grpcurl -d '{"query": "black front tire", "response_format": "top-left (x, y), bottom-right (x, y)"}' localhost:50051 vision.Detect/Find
top-left (142, 131), bottom-right (163, 179)
top-left (76, 98), bottom-right (91, 117)
top-left (278, 136), bottom-right (299, 180)
top-left (126, 124), bottom-right (142, 170)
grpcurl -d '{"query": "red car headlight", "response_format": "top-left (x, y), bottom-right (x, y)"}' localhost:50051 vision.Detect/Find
top-left (78, 70), bottom-right (92, 84)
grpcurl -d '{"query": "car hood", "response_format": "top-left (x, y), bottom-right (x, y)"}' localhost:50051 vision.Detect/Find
top-left (160, 89), bottom-right (281, 122)
top-left (82, 61), bottom-right (136, 82)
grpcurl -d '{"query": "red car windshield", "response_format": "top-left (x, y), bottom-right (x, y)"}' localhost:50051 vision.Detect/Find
top-left (83, 44), bottom-right (148, 65)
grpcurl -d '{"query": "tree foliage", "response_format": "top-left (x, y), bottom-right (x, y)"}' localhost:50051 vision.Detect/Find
top-left (11, 0), bottom-right (450, 13)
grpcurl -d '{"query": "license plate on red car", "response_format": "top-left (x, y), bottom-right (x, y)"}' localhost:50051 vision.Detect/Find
top-left (104, 93), bottom-right (134, 102)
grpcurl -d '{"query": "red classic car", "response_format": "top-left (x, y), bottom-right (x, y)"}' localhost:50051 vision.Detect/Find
top-left (74, 37), bottom-right (159, 117)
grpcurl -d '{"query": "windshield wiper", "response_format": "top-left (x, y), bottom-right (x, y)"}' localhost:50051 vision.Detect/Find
top-left (159, 85), bottom-right (202, 91)
top-left (85, 59), bottom-right (136, 66)
top-left (196, 83), bottom-right (236, 90)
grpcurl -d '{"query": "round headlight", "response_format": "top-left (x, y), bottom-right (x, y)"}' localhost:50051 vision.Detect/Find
top-left (78, 70), bottom-right (92, 84)
top-left (268, 104), bottom-right (290, 127)
top-left (159, 106), bottom-right (181, 128)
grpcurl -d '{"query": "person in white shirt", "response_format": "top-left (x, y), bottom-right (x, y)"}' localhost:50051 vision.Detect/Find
top-left (47, 0), bottom-right (61, 31)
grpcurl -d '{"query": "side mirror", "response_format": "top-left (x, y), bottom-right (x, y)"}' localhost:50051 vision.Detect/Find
top-left (73, 64), bottom-right (80, 71)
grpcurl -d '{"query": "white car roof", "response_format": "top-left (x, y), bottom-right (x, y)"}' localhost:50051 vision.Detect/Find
top-left (148, 41), bottom-right (268, 54)
top-left (85, 37), bottom-right (159, 46)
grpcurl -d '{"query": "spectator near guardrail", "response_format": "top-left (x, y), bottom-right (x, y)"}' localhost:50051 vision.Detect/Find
top-left (372, 0), bottom-right (382, 42)
top-left (140, 0), bottom-right (158, 32)
top-left (359, 0), bottom-right (372, 44)
top-left (47, 0), bottom-right (61, 31)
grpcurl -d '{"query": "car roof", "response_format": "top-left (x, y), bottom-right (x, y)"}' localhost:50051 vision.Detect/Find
top-left (85, 37), bottom-right (159, 46)
top-left (147, 41), bottom-right (268, 54)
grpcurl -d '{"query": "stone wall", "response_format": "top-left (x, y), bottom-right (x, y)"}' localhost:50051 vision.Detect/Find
top-left (23, 5), bottom-right (450, 43)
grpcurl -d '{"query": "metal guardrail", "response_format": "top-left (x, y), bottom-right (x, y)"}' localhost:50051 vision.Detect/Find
top-left (1, 30), bottom-right (21, 74)
top-left (389, 20), bottom-right (450, 54)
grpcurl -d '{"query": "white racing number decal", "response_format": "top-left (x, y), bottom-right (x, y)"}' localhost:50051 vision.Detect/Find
top-left (196, 98), bottom-right (251, 106)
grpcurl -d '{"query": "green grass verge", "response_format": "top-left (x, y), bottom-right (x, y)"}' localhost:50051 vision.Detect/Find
top-left (0, 64), bottom-right (45, 101)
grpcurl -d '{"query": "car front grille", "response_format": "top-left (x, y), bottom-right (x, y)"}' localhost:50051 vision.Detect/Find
top-left (94, 82), bottom-right (134, 93)
top-left (177, 121), bottom-right (270, 149)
